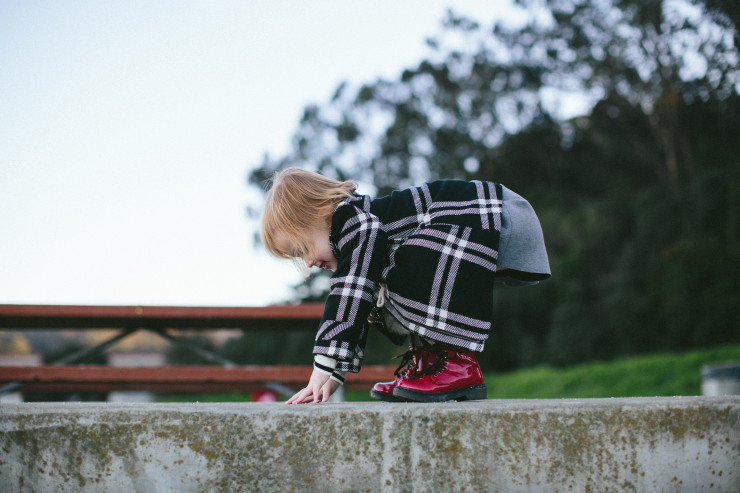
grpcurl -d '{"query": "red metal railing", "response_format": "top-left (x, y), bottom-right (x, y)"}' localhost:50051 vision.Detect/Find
top-left (0, 303), bottom-right (325, 329)
top-left (0, 304), bottom-right (392, 396)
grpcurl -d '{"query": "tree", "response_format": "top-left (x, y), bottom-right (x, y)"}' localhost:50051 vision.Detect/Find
top-left (250, 1), bottom-right (738, 192)
top-left (247, 0), bottom-right (740, 370)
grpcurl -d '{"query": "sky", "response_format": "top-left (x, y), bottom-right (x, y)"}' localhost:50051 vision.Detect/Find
top-left (0, 1), bottom-right (513, 307)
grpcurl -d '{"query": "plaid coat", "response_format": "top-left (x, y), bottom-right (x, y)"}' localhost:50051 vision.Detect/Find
top-left (315, 180), bottom-right (503, 373)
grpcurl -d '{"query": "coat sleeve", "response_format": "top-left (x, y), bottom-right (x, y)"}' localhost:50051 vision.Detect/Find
top-left (313, 202), bottom-right (387, 373)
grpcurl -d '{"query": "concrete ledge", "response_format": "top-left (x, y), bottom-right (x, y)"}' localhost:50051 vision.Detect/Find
top-left (1, 397), bottom-right (738, 492)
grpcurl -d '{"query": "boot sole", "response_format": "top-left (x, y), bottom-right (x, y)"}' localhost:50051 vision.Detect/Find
top-left (393, 384), bottom-right (487, 402)
top-left (370, 389), bottom-right (408, 402)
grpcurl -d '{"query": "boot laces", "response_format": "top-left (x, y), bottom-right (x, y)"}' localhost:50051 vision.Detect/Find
top-left (418, 342), bottom-right (457, 377)
top-left (392, 347), bottom-right (420, 378)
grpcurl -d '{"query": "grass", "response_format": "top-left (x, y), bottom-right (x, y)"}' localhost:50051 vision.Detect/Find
top-left (155, 344), bottom-right (740, 402)
top-left (483, 344), bottom-right (740, 400)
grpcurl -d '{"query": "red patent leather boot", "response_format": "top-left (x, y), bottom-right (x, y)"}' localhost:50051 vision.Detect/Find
top-left (370, 346), bottom-right (423, 402)
top-left (393, 345), bottom-right (487, 402)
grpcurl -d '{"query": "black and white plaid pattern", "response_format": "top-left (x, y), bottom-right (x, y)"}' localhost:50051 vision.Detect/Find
top-left (315, 180), bottom-right (503, 373)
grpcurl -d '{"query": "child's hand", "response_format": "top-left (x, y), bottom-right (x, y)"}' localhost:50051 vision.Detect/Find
top-left (286, 367), bottom-right (341, 404)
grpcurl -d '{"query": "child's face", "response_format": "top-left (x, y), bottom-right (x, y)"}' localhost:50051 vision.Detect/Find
top-left (275, 226), bottom-right (338, 272)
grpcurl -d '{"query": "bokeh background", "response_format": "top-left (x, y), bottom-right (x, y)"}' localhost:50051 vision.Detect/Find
top-left (2, 1), bottom-right (738, 381)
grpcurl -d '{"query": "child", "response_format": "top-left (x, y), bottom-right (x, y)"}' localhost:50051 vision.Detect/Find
top-left (261, 168), bottom-right (550, 404)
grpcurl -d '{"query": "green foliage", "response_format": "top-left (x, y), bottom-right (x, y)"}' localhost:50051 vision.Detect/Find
top-left (157, 392), bottom-right (252, 403)
top-left (247, 0), bottom-right (740, 370)
top-left (484, 343), bottom-right (740, 399)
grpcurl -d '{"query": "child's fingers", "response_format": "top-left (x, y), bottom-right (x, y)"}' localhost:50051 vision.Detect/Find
top-left (313, 384), bottom-right (323, 403)
top-left (301, 394), bottom-right (315, 404)
top-left (309, 387), bottom-right (323, 404)
top-left (286, 389), bottom-right (301, 404)
top-left (286, 386), bottom-right (312, 404)
top-left (286, 378), bottom-right (337, 404)
top-left (297, 386), bottom-right (324, 404)
top-left (321, 382), bottom-right (332, 402)
top-left (288, 394), bottom-right (305, 404)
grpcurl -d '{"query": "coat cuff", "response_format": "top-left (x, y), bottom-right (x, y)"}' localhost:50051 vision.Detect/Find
top-left (314, 355), bottom-right (346, 385)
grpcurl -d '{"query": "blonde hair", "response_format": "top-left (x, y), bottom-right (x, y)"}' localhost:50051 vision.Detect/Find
top-left (261, 167), bottom-right (357, 261)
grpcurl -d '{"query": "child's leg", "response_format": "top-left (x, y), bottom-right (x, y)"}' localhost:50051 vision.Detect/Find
top-left (371, 301), bottom-right (488, 403)
top-left (369, 307), bottom-right (423, 402)
top-left (370, 344), bottom-right (422, 402)
top-left (410, 333), bottom-right (423, 346)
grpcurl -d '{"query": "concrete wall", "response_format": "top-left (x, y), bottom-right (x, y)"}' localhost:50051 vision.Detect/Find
top-left (1, 397), bottom-right (738, 492)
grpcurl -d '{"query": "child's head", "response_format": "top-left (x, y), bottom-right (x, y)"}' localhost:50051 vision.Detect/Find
top-left (261, 167), bottom-right (356, 261)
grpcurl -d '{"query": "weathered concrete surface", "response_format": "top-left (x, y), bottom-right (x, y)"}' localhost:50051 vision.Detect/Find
top-left (1, 397), bottom-right (738, 492)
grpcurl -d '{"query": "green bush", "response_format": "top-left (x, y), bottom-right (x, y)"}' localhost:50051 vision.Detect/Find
top-left (484, 344), bottom-right (740, 399)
